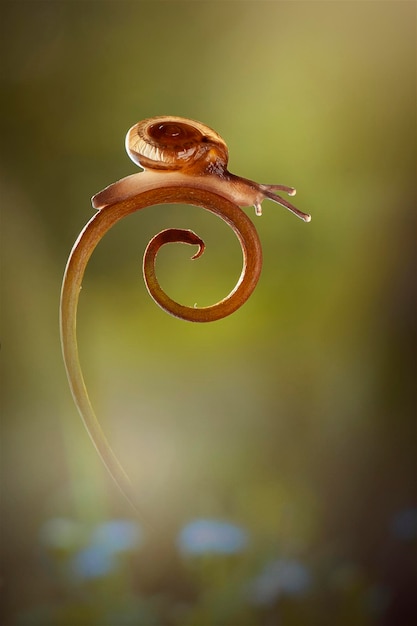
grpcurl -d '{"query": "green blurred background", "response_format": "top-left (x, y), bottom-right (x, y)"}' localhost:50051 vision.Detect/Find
top-left (1, 1), bottom-right (415, 625)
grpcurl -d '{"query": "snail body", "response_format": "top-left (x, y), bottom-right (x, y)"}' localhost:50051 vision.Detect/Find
top-left (92, 116), bottom-right (311, 221)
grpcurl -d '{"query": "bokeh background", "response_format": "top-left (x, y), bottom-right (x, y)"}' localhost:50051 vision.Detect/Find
top-left (1, 1), bottom-right (416, 625)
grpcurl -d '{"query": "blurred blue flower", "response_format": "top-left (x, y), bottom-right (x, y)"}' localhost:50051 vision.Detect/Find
top-left (177, 518), bottom-right (249, 555)
top-left (71, 544), bottom-right (116, 580)
top-left (91, 519), bottom-right (142, 553)
top-left (249, 558), bottom-right (312, 606)
top-left (40, 518), bottom-right (143, 582)
top-left (70, 519), bottom-right (142, 581)
top-left (391, 508), bottom-right (417, 541)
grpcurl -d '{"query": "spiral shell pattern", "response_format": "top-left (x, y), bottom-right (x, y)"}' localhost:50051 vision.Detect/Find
top-left (125, 116), bottom-right (229, 173)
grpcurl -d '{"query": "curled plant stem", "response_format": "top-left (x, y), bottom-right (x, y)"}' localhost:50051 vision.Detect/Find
top-left (60, 186), bottom-right (262, 513)
top-left (61, 115), bottom-right (310, 515)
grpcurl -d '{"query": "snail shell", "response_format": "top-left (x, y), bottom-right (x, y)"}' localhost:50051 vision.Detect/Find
top-left (125, 116), bottom-right (229, 175)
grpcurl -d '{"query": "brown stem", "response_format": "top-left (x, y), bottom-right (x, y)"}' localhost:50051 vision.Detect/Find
top-left (60, 186), bottom-right (263, 513)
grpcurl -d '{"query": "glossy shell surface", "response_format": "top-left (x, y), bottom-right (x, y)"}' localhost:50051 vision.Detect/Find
top-left (125, 116), bottom-right (229, 172)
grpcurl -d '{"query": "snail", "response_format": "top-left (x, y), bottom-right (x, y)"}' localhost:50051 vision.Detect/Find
top-left (60, 116), bottom-right (311, 516)
top-left (92, 116), bottom-right (311, 221)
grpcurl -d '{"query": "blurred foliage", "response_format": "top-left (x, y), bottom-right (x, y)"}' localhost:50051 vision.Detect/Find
top-left (1, 1), bottom-right (416, 625)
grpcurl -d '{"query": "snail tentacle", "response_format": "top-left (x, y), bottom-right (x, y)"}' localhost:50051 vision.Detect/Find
top-left (260, 186), bottom-right (311, 222)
